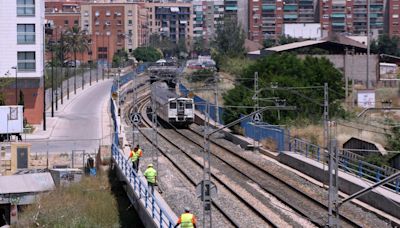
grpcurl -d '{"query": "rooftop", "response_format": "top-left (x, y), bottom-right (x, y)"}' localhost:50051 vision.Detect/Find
top-left (0, 172), bottom-right (55, 195)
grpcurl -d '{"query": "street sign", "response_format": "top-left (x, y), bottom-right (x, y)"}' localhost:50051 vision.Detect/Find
top-left (252, 113), bottom-right (262, 123)
top-left (130, 113), bottom-right (141, 125)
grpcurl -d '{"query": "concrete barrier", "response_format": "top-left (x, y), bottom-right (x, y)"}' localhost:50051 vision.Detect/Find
top-left (278, 152), bottom-right (400, 219)
top-left (194, 111), bottom-right (400, 219)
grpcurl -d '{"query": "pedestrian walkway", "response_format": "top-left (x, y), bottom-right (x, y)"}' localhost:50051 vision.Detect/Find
top-left (25, 78), bottom-right (113, 143)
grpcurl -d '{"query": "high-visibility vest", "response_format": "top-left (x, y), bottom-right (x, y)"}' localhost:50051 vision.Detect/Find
top-left (137, 148), bottom-right (143, 158)
top-left (130, 150), bottom-right (139, 162)
top-left (180, 213), bottom-right (194, 228)
top-left (144, 167), bottom-right (157, 183)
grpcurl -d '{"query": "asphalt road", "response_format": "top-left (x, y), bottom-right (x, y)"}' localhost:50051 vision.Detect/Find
top-left (29, 79), bottom-right (113, 155)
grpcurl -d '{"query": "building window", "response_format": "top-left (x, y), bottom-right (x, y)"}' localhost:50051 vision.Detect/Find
top-left (106, 10), bottom-right (111, 16)
top-left (64, 20), bottom-right (69, 25)
top-left (128, 10), bottom-right (132, 16)
top-left (84, 10), bottom-right (89, 17)
top-left (74, 20), bottom-right (79, 25)
top-left (128, 20), bottom-right (133, 26)
top-left (117, 20), bottom-right (122, 25)
top-left (393, 14), bottom-right (399, 18)
top-left (17, 0), bottom-right (35, 16)
top-left (17, 52), bottom-right (36, 71)
top-left (17, 24), bottom-right (35, 44)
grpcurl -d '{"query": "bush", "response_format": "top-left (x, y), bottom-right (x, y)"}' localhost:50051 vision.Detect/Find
top-left (219, 57), bottom-right (254, 77)
top-left (133, 47), bottom-right (163, 62)
top-left (16, 174), bottom-right (119, 227)
top-left (188, 69), bottom-right (215, 83)
top-left (222, 54), bottom-right (345, 125)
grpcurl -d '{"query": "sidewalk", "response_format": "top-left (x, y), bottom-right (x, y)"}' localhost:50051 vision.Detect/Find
top-left (25, 78), bottom-right (113, 141)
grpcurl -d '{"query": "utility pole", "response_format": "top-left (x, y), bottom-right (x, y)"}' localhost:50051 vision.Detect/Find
top-left (214, 72), bottom-right (219, 124)
top-left (151, 83), bottom-right (159, 173)
top-left (59, 29), bottom-right (64, 105)
top-left (253, 72), bottom-right (259, 151)
top-left (325, 83), bottom-right (339, 227)
top-left (51, 42), bottom-right (54, 117)
top-left (366, 0), bottom-right (370, 89)
top-left (202, 101), bottom-right (212, 228)
top-left (81, 52), bottom-right (85, 90)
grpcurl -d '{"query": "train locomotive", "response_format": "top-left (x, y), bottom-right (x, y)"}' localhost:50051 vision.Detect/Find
top-left (151, 82), bottom-right (194, 128)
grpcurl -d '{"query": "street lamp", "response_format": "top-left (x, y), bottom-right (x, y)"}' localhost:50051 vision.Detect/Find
top-left (11, 66), bottom-right (18, 105)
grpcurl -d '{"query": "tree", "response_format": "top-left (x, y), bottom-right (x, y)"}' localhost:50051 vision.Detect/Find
top-left (192, 36), bottom-right (207, 54)
top-left (213, 17), bottom-right (245, 58)
top-left (222, 54), bottom-right (345, 124)
top-left (112, 50), bottom-right (129, 67)
top-left (371, 34), bottom-right (400, 56)
top-left (0, 78), bottom-right (13, 105)
top-left (133, 47), bottom-right (162, 62)
top-left (18, 90), bottom-right (24, 106)
top-left (64, 26), bottom-right (90, 93)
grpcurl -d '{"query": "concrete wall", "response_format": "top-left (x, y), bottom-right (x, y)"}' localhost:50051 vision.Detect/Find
top-left (298, 54), bottom-right (379, 84)
top-left (113, 159), bottom-right (158, 228)
top-left (278, 152), bottom-right (400, 219)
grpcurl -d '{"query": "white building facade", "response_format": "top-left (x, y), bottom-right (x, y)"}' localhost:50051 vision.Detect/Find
top-left (0, 0), bottom-right (45, 124)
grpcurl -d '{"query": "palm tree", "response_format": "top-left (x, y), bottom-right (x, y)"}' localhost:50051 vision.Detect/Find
top-left (65, 26), bottom-right (89, 94)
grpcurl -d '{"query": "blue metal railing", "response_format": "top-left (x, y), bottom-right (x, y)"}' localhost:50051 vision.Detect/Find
top-left (289, 138), bottom-right (400, 193)
top-left (110, 92), bottom-right (175, 227)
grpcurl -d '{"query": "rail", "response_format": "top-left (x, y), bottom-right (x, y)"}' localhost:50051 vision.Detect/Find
top-left (289, 138), bottom-right (400, 193)
top-left (110, 82), bottom-right (175, 228)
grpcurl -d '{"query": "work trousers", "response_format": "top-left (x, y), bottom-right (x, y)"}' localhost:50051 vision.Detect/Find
top-left (148, 182), bottom-right (155, 196)
top-left (131, 161), bottom-right (137, 173)
top-left (136, 159), bottom-right (140, 172)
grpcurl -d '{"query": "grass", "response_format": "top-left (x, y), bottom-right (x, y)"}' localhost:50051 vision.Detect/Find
top-left (16, 174), bottom-right (120, 228)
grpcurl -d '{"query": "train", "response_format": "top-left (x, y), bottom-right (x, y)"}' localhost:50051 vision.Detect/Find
top-left (151, 82), bottom-right (194, 128)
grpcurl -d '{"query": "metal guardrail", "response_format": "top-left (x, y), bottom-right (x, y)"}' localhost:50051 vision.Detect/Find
top-left (289, 138), bottom-right (400, 193)
top-left (110, 88), bottom-right (175, 228)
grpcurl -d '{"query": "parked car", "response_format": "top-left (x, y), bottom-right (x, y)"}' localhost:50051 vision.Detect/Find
top-left (64, 60), bottom-right (81, 67)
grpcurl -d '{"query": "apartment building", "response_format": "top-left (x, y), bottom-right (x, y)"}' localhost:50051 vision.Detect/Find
top-left (248, 0), bottom-right (316, 43)
top-left (389, 0), bottom-right (400, 36)
top-left (320, 0), bottom-right (385, 38)
top-left (0, 0), bottom-right (45, 124)
top-left (192, 0), bottom-right (224, 44)
top-left (145, 2), bottom-right (193, 47)
top-left (81, 3), bottom-right (148, 64)
top-left (45, 1), bottom-right (148, 65)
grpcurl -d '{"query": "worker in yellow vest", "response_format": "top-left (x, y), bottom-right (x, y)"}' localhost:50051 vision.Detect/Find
top-left (144, 163), bottom-right (157, 195)
top-left (129, 146), bottom-right (139, 172)
top-left (174, 207), bottom-right (197, 228)
top-left (135, 144), bottom-right (143, 171)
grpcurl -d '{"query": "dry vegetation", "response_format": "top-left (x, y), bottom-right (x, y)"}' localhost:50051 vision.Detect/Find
top-left (290, 124), bottom-right (324, 146)
top-left (16, 174), bottom-right (120, 228)
top-left (261, 138), bottom-right (278, 152)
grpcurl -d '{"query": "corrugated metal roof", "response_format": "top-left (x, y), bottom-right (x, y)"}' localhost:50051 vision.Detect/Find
top-left (265, 40), bottom-right (326, 52)
top-left (0, 173), bottom-right (55, 194)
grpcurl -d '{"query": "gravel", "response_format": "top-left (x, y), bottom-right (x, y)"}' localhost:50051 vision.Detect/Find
top-left (190, 124), bottom-right (395, 228)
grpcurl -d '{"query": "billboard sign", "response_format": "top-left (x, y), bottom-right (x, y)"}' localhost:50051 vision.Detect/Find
top-left (357, 90), bottom-right (375, 108)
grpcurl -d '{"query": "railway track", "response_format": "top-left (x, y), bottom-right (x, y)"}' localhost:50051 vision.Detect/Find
top-left (121, 78), bottom-right (385, 227)
top-left (123, 94), bottom-right (247, 227)
top-left (139, 101), bottom-right (277, 227)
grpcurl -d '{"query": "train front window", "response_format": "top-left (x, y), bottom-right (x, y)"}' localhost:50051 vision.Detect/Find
top-left (170, 102), bottom-right (176, 109)
top-left (185, 103), bottom-right (192, 109)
